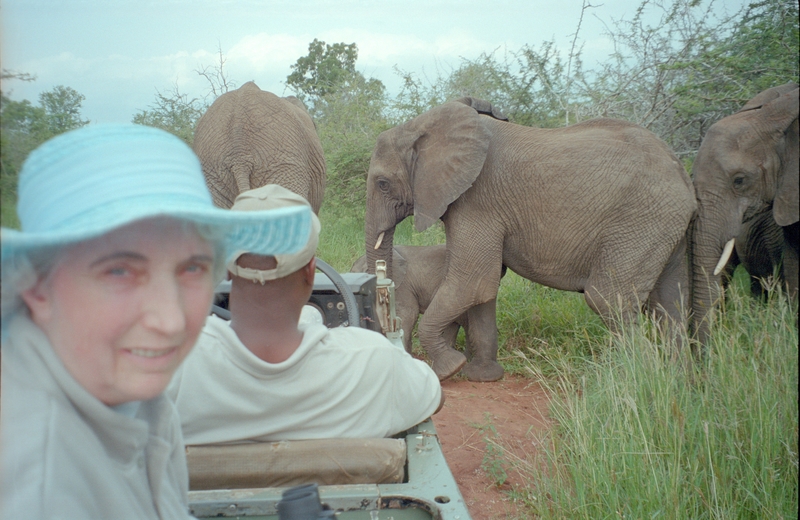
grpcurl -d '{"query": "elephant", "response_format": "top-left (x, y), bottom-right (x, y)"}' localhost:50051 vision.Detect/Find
top-left (351, 245), bottom-right (506, 378)
top-left (364, 97), bottom-right (697, 381)
top-left (720, 211), bottom-right (798, 299)
top-left (193, 81), bottom-right (326, 212)
top-left (689, 82), bottom-right (799, 342)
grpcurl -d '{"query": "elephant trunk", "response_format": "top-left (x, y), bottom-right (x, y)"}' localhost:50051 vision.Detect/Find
top-left (365, 225), bottom-right (395, 279)
top-left (689, 204), bottom-right (733, 343)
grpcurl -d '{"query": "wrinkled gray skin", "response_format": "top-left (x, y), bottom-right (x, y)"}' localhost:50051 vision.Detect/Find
top-left (193, 81), bottom-right (326, 212)
top-left (690, 82), bottom-right (799, 342)
top-left (351, 245), bottom-right (506, 377)
top-left (721, 214), bottom-right (799, 299)
top-left (365, 97), bottom-right (697, 381)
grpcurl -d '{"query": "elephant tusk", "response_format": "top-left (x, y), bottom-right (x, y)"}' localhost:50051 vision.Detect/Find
top-left (713, 238), bottom-right (735, 276)
top-left (374, 232), bottom-right (385, 250)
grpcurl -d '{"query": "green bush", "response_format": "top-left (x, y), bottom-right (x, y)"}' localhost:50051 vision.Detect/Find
top-left (1, 85), bottom-right (90, 228)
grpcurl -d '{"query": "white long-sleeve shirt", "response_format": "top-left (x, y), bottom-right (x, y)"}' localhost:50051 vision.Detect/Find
top-left (167, 316), bottom-right (442, 444)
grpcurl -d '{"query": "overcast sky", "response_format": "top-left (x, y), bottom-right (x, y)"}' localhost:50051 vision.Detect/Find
top-left (1, 0), bottom-right (746, 124)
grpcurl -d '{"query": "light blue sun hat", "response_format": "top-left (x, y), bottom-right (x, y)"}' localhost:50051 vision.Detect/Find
top-left (0, 124), bottom-right (312, 264)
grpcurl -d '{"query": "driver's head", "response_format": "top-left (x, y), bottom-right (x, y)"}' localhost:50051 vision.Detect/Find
top-left (227, 185), bottom-right (321, 284)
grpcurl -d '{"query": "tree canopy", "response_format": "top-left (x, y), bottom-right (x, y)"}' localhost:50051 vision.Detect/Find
top-left (1, 80), bottom-right (90, 226)
top-left (287, 39), bottom-right (360, 102)
top-left (131, 87), bottom-right (206, 146)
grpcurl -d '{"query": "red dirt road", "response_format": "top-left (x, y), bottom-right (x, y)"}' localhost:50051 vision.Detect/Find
top-left (432, 375), bottom-right (553, 519)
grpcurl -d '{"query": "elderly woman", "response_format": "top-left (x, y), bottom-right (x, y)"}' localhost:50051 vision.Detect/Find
top-left (0, 125), bottom-right (311, 519)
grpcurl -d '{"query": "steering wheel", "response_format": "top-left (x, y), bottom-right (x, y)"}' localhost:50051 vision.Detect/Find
top-left (210, 257), bottom-right (360, 328)
top-left (313, 258), bottom-right (360, 327)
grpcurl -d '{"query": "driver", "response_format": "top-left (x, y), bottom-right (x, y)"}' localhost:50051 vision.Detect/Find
top-left (167, 184), bottom-right (444, 444)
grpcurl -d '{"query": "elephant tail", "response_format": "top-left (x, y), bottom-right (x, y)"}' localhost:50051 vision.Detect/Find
top-left (231, 160), bottom-right (253, 195)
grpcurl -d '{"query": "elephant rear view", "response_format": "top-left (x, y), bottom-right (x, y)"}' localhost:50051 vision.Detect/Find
top-left (193, 81), bottom-right (326, 212)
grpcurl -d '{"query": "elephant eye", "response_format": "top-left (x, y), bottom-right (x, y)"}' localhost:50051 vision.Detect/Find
top-left (377, 179), bottom-right (391, 193)
top-left (732, 175), bottom-right (746, 190)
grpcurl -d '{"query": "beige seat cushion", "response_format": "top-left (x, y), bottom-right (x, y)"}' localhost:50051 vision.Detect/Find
top-left (186, 438), bottom-right (406, 490)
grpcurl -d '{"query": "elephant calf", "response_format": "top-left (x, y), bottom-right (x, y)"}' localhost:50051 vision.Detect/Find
top-left (351, 245), bottom-right (506, 380)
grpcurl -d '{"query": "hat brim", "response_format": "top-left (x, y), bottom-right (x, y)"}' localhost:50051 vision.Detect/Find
top-left (1, 198), bottom-right (311, 265)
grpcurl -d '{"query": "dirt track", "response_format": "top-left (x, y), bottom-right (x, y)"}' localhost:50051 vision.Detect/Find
top-left (431, 375), bottom-right (553, 519)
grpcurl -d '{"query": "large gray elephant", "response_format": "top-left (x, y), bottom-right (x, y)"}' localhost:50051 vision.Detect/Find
top-left (193, 81), bottom-right (326, 212)
top-left (690, 82), bottom-right (799, 341)
top-left (365, 97), bottom-right (697, 381)
top-left (351, 245), bottom-right (506, 379)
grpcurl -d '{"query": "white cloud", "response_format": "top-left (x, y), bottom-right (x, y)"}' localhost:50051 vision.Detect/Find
top-left (431, 29), bottom-right (493, 59)
top-left (23, 52), bottom-right (92, 80)
top-left (316, 30), bottom-right (429, 66)
top-left (227, 33), bottom-right (309, 72)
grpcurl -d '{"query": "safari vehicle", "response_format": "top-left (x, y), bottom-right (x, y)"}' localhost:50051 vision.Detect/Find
top-left (189, 261), bottom-right (471, 519)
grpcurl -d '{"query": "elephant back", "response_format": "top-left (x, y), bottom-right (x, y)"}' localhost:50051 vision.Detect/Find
top-left (193, 82), bottom-right (326, 212)
top-left (453, 97), bottom-right (508, 121)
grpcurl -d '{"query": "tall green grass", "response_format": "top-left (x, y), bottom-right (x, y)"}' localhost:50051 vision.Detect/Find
top-left (514, 274), bottom-right (798, 519)
top-left (496, 273), bottom-right (605, 377)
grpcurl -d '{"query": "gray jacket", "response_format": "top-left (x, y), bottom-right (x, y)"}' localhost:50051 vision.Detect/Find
top-left (1, 314), bottom-right (193, 519)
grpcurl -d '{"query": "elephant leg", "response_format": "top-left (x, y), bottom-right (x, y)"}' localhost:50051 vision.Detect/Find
top-left (418, 227), bottom-right (504, 380)
top-left (456, 313), bottom-right (470, 359)
top-left (203, 167), bottom-right (236, 209)
top-left (461, 299), bottom-right (504, 382)
top-left (584, 260), bottom-right (656, 335)
top-left (398, 300), bottom-right (420, 354)
top-left (587, 219), bottom-right (688, 339)
top-left (418, 295), bottom-right (469, 380)
top-left (783, 222), bottom-right (799, 298)
top-left (442, 322), bottom-right (461, 352)
top-left (584, 281), bottom-right (642, 334)
top-left (750, 274), bottom-right (766, 299)
top-left (646, 237), bottom-right (690, 349)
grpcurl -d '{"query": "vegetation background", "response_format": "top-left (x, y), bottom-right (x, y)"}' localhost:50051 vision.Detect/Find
top-left (2, 0), bottom-right (797, 517)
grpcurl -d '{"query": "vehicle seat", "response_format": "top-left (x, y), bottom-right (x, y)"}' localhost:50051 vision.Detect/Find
top-left (186, 437), bottom-right (407, 490)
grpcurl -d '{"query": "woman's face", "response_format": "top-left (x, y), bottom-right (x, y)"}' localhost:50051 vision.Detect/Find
top-left (21, 217), bottom-right (216, 406)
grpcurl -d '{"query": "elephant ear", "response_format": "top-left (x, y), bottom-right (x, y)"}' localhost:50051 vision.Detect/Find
top-left (406, 102), bottom-right (492, 231)
top-left (739, 82), bottom-right (799, 112)
top-left (282, 96), bottom-right (309, 112)
top-left (763, 88), bottom-right (800, 226)
top-left (453, 96), bottom-right (509, 121)
top-left (391, 247), bottom-right (408, 287)
top-left (774, 118), bottom-right (798, 226)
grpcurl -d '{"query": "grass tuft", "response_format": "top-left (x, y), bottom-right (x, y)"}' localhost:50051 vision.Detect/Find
top-left (512, 273), bottom-right (798, 519)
